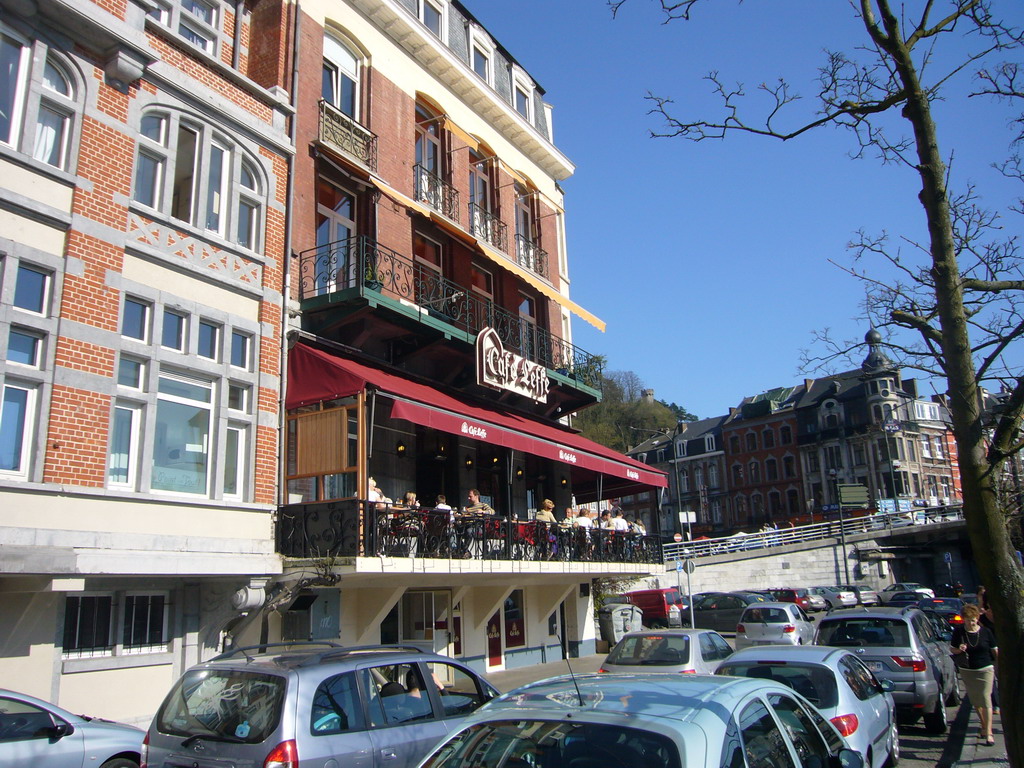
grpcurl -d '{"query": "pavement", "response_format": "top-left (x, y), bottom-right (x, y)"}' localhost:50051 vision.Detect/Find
top-left (485, 654), bottom-right (1009, 768)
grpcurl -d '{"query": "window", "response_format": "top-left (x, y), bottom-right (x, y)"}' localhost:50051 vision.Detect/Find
top-left (765, 458), bottom-right (778, 481)
top-left (228, 383), bottom-right (249, 412)
top-left (223, 424), bottom-right (246, 499)
top-left (676, 440), bottom-right (686, 458)
top-left (311, 673), bottom-right (364, 734)
top-left (198, 320), bottom-right (219, 359)
top-left (708, 464), bottom-right (718, 487)
top-left (765, 694), bottom-right (831, 767)
top-left (780, 425), bottom-right (792, 444)
top-left (13, 264), bottom-right (49, 314)
top-left (705, 434), bottom-right (715, 452)
top-left (108, 404), bottom-right (141, 487)
top-left (162, 309), bottom-right (187, 350)
top-left (783, 455), bottom-right (796, 478)
top-left (1, 29), bottom-right (81, 171)
top-left (921, 437), bottom-right (933, 458)
top-left (63, 595), bottom-right (113, 657)
top-left (729, 435), bottom-right (740, 453)
top-left (826, 445), bottom-right (843, 470)
top-left (152, 373), bottom-right (212, 495)
top-left (322, 35), bottom-right (359, 119)
top-left (7, 328), bottom-right (41, 367)
top-left (679, 470), bottom-right (689, 492)
top-left (149, 0), bottom-right (223, 54)
top-left (118, 357), bottom-right (145, 388)
top-left (745, 433), bottom-right (757, 451)
top-left (513, 81), bottom-right (531, 119)
top-left (122, 297), bottom-right (151, 341)
top-left (472, 43), bottom-right (490, 81)
top-left (122, 593), bottom-right (168, 652)
top-left (748, 460), bottom-right (760, 483)
top-left (287, 401), bottom-right (359, 503)
top-left (762, 428), bottom-right (775, 448)
top-left (419, 0), bottom-right (444, 38)
top-left (231, 331), bottom-right (251, 369)
top-left (932, 437), bottom-right (944, 459)
top-left (133, 110), bottom-right (266, 251)
top-left (504, 589), bottom-right (525, 648)
top-left (0, 382), bottom-right (35, 475)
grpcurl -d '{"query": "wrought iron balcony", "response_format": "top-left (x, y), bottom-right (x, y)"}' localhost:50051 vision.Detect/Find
top-left (297, 235), bottom-right (604, 389)
top-left (277, 501), bottom-right (663, 564)
top-left (318, 100), bottom-right (377, 171)
top-left (515, 234), bottom-right (548, 279)
top-left (414, 164), bottom-right (460, 222)
top-left (469, 202), bottom-right (508, 252)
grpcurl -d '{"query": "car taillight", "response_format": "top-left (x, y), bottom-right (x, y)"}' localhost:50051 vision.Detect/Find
top-left (830, 713), bottom-right (859, 736)
top-left (736, 624), bottom-right (746, 633)
top-left (264, 739), bottom-right (298, 768)
top-left (951, 615), bottom-right (963, 624)
top-left (782, 625), bottom-right (796, 633)
top-left (140, 732), bottom-right (149, 768)
top-left (597, 667), bottom-right (608, 673)
top-left (681, 669), bottom-right (697, 674)
top-left (891, 656), bottom-right (927, 672)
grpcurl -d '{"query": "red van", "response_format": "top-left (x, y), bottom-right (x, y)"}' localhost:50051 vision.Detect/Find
top-left (625, 587), bottom-right (685, 628)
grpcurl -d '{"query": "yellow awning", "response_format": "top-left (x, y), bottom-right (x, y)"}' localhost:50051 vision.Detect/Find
top-left (368, 176), bottom-right (434, 218)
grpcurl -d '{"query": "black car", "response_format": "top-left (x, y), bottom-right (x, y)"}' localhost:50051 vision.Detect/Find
top-left (918, 597), bottom-right (964, 631)
top-left (691, 591), bottom-right (767, 633)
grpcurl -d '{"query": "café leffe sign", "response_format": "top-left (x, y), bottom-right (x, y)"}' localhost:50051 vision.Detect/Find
top-left (476, 327), bottom-right (549, 403)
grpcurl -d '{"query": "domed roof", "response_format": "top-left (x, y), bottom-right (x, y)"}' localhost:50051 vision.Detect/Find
top-left (861, 326), bottom-right (894, 373)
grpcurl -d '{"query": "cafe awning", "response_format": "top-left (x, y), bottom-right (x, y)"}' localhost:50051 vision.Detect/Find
top-left (287, 343), bottom-right (666, 493)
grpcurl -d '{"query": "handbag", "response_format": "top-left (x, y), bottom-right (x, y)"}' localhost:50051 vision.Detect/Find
top-left (951, 650), bottom-right (968, 670)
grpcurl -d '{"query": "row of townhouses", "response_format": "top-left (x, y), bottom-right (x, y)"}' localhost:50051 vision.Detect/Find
top-left (627, 330), bottom-right (963, 538)
top-left (0, 0), bottom-right (667, 723)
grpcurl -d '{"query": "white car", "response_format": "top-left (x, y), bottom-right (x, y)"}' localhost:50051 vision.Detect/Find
top-left (810, 586), bottom-right (858, 610)
top-left (735, 602), bottom-right (816, 649)
top-left (418, 674), bottom-right (864, 768)
top-left (879, 582), bottom-right (934, 602)
top-left (717, 645), bottom-right (898, 768)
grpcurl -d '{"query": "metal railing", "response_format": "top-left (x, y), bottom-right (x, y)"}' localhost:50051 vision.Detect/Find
top-left (318, 100), bottom-right (377, 171)
top-left (414, 165), bottom-right (460, 222)
top-left (515, 234), bottom-right (548, 279)
top-left (297, 235), bottom-right (604, 389)
top-left (662, 505), bottom-right (965, 563)
top-left (277, 500), bottom-right (662, 564)
top-left (469, 202), bottom-right (508, 252)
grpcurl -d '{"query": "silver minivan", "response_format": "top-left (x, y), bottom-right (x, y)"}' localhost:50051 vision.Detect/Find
top-left (143, 644), bottom-right (498, 768)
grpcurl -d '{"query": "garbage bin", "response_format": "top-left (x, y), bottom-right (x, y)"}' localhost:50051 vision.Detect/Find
top-left (598, 603), bottom-right (644, 646)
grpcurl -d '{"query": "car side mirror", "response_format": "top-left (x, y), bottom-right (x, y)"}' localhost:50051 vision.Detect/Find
top-left (878, 678), bottom-right (895, 692)
top-left (834, 747), bottom-right (865, 768)
top-left (49, 723), bottom-right (75, 740)
top-left (808, 615), bottom-right (816, 622)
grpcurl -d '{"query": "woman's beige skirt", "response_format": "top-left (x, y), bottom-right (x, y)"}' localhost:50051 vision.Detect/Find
top-left (959, 665), bottom-right (995, 706)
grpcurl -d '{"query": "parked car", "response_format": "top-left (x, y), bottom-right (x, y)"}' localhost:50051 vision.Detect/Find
top-left (918, 597), bottom-right (964, 631)
top-left (692, 591), bottom-right (768, 633)
top-left (814, 606), bottom-right (958, 733)
top-left (716, 645), bottom-right (898, 768)
top-left (767, 587), bottom-right (828, 613)
top-left (883, 591), bottom-right (924, 607)
top-left (735, 602), bottom-right (816, 649)
top-left (837, 585), bottom-right (880, 606)
top-left (418, 674), bottom-right (864, 768)
top-left (624, 587), bottom-right (686, 628)
top-left (809, 586), bottom-right (858, 610)
top-left (0, 688), bottom-right (143, 768)
top-left (144, 643), bottom-right (499, 768)
top-left (878, 583), bottom-right (935, 602)
top-left (599, 628), bottom-right (733, 674)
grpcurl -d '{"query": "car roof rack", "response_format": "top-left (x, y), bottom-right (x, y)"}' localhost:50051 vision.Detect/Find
top-left (211, 640), bottom-right (345, 662)
top-left (297, 644), bottom-right (430, 666)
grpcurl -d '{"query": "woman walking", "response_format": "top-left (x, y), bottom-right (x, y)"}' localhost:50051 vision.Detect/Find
top-left (950, 603), bottom-right (998, 745)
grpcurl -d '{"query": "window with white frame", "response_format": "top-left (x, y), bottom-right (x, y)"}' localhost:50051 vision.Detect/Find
top-left (932, 436), bottom-right (944, 459)
top-left (7, 327), bottom-right (42, 367)
top-left (921, 437), bottom-right (933, 458)
top-left (322, 35), bottom-right (359, 119)
top-left (676, 440), bottom-right (686, 458)
top-left (148, 0), bottom-right (223, 55)
top-left (222, 423), bottom-right (247, 499)
top-left (118, 356), bottom-right (146, 389)
top-left (0, 380), bottom-right (36, 476)
top-left (230, 330), bottom-right (251, 370)
top-left (705, 434), bottom-right (715, 452)
top-left (469, 29), bottom-right (493, 85)
top-left (133, 110), bottom-right (266, 251)
top-left (152, 372), bottom-right (213, 495)
top-left (197, 320), bottom-right (219, 360)
top-left (512, 75), bottom-right (532, 120)
top-left (678, 470), bottom-right (689, 492)
top-left (1, 27), bottom-right (81, 171)
top-left (13, 263), bottom-right (50, 315)
top-left (161, 308), bottom-right (187, 351)
top-left (108, 403), bottom-right (141, 488)
top-left (418, 0), bottom-right (445, 39)
top-left (708, 463), bottom-right (718, 487)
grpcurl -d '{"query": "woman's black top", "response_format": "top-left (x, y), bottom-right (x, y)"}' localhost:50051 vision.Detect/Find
top-left (951, 625), bottom-right (997, 669)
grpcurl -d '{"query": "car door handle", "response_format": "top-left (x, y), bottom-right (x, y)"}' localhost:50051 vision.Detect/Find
top-left (381, 748), bottom-right (398, 760)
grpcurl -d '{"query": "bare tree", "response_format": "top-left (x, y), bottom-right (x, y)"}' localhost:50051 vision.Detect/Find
top-left (611, 0), bottom-right (1024, 761)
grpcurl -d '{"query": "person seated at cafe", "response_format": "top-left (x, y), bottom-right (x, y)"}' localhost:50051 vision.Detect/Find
top-left (612, 509), bottom-right (630, 532)
top-left (627, 517), bottom-right (646, 535)
top-left (599, 510), bottom-right (614, 529)
top-left (368, 477), bottom-right (392, 506)
top-left (462, 489), bottom-right (495, 515)
top-left (562, 507), bottom-right (576, 525)
top-left (535, 499), bottom-right (558, 524)
top-left (574, 509), bottom-right (593, 529)
top-left (395, 491), bottom-right (419, 509)
top-left (434, 494), bottom-right (452, 513)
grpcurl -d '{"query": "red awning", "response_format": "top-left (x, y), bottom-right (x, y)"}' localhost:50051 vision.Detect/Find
top-left (287, 343), bottom-right (667, 490)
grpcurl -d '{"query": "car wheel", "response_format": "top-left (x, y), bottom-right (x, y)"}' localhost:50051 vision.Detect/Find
top-left (825, 600), bottom-right (834, 611)
top-left (923, 704), bottom-right (948, 734)
top-left (100, 760), bottom-right (140, 768)
top-left (884, 721), bottom-right (900, 767)
top-left (945, 682), bottom-right (962, 707)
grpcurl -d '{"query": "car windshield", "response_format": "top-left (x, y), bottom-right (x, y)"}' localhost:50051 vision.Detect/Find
top-left (421, 719), bottom-right (682, 768)
top-left (717, 662), bottom-right (839, 709)
top-left (817, 618), bottom-right (911, 647)
top-left (156, 668), bottom-right (285, 743)
top-left (741, 608), bottom-right (790, 623)
top-left (605, 634), bottom-right (690, 666)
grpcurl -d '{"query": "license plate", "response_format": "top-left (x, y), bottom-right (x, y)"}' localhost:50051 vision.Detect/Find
top-left (867, 662), bottom-right (884, 672)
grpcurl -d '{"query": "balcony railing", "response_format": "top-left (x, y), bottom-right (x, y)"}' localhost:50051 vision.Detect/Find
top-left (515, 234), bottom-right (548, 279)
top-left (298, 235), bottom-right (604, 389)
top-left (414, 164), bottom-right (460, 222)
top-left (318, 100), bottom-right (377, 171)
top-left (469, 202), bottom-right (508, 253)
top-left (277, 501), bottom-right (663, 564)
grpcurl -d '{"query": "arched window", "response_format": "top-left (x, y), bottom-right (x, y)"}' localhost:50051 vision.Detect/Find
top-left (780, 425), bottom-right (792, 444)
top-left (132, 109), bottom-right (267, 251)
top-left (748, 460), bottom-right (760, 483)
top-left (1, 28), bottom-right (81, 172)
top-left (745, 433), bottom-right (757, 451)
top-left (787, 489), bottom-right (800, 514)
top-left (762, 428), bottom-right (775, 448)
top-left (322, 35), bottom-right (360, 119)
top-left (765, 458), bottom-right (778, 481)
top-left (732, 464), bottom-right (743, 486)
top-left (708, 464), bottom-right (718, 488)
top-left (679, 470), bottom-right (689, 492)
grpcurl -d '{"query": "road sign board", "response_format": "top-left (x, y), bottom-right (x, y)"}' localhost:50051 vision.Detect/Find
top-left (673, 533), bottom-right (683, 542)
top-left (943, 551), bottom-right (952, 563)
top-left (676, 559), bottom-right (683, 572)
top-left (838, 483), bottom-right (870, 508)
top-left (683, 559), bottom-right (697, 575)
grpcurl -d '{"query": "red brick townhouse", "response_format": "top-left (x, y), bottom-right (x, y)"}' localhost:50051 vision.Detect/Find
top-left (0, 0), bottom-right (291, 722)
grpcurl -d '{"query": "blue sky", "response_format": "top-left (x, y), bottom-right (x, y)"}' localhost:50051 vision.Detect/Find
top-left (473, 1), bottom-right (1024, 419)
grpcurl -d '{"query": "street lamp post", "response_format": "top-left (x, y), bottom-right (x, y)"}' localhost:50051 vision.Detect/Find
top-left (883, 420), bottom-right (901, 516)
top-left (829, 468), bottom-right (852, 584)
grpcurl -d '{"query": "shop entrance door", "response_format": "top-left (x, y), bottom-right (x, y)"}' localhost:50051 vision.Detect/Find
top-left (400, 590), bottom-right (452, 657)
